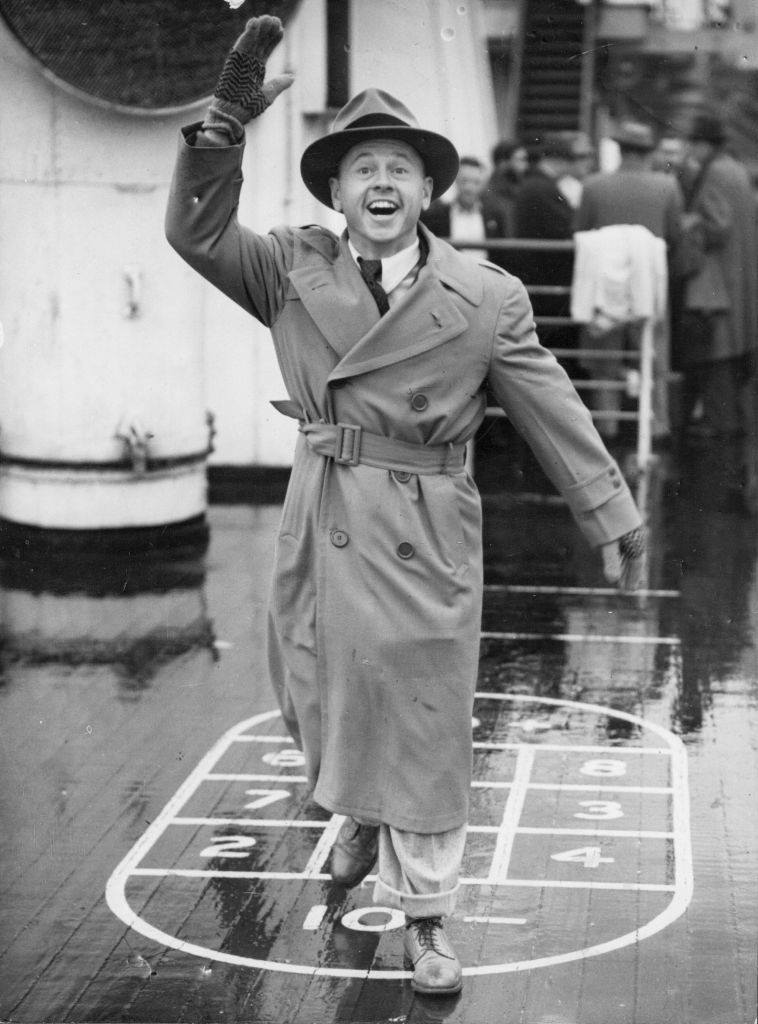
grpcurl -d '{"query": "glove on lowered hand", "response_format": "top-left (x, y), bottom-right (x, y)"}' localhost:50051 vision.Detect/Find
top-left (202, 15), bottom-right (294, 143)
top-left (601, 526), bottom-right (646, 591)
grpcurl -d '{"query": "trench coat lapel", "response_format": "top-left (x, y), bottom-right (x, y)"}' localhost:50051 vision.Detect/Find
top-left (287, 235), bottom-right (381, 361)
top-left (327, 268), bottom-right (470, 382)
top-left (287, 228), bottom-right (484, 379)
top-left (327, 229), bottom-right (484, 382)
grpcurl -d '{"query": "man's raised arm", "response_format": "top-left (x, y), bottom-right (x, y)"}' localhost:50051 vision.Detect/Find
top-left (164, 16), bottom-right (295, 323)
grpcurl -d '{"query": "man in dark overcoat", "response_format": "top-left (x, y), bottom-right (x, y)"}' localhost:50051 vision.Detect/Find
top-left (680, 113), bottom-right (758, 507)
top-left (574, 121), bottom-right (686, 441)
top-left (165, 16), bottom-right (644, 996)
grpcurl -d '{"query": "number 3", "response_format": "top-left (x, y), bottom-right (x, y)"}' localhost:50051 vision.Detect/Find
top-left (574, 800), bottom-right (624, 820)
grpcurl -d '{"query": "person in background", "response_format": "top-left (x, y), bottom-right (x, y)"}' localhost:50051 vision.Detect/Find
top-left (576, 122), bottom-right (684, 249)
top-left (557, 131), bottom-right (596, 210)
top-left (421, 155), bottom-right (510, 265)
top-left (651, 134), bottom-right (696, 195)
top-left (680, 112), bottom-right (758, 509)
top-left (487, 138), bottom-right (529, 233)
top-left (650, 132), bottom-right (699, 414)
top-left (575, 121), bottom-right (685, 442)
top-left (512, 132), bottom-right (576, 286)
top-left (165, 15), bottom-right (645, 996)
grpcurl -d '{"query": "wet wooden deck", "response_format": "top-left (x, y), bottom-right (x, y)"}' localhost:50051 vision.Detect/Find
top-left (1, 440), bottom-right (756, 1023)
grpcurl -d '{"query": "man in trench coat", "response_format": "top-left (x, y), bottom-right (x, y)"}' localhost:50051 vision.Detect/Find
top-left (165, 16), bottom-right (644, 996)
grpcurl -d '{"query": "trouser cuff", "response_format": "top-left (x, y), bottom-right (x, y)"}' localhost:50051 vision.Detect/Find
top-left (373, 876), bottom-right (459, 918)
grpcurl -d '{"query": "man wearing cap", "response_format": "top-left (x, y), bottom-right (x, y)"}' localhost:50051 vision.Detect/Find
top-left (575, 121), bottom-right (685, 441)
top-left (165, 16), bottom-right (644, 995)
top-left (680, 113), bottom-right (757, 493)
top-left (576, 121), bottom-right (684, 249)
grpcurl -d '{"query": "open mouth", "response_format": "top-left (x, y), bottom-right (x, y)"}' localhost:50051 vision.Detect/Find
top-left (366, 200), bottom-right (399, 217)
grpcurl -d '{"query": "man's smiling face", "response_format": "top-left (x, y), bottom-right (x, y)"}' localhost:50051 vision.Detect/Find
top-left (329, 139), bottom-right (433, 258)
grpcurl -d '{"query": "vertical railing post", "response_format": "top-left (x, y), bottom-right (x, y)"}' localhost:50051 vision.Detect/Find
top-left (637, 318), bottom-right (654, 470)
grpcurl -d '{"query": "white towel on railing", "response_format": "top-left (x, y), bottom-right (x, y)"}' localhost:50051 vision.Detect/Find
top-left (570, 224), bottom-right (668, 335)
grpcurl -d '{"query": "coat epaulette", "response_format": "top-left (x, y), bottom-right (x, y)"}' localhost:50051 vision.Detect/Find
top-left (476, 258), bottom-right (509, 277)
top-left (292, 224), bottom-right (340, 261)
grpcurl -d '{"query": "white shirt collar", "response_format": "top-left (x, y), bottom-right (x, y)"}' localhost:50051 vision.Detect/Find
top-left (453, 198), bottom-right (482, 214)
top-left (348, 237), bottom-right (421, 295)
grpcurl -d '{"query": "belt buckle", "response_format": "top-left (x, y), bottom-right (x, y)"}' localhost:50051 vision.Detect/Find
top-left (334, 422), bottom-right (362, 465)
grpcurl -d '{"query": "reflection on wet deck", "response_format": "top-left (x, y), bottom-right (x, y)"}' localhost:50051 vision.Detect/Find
top-left (0, 443), bottom-right (756, 1024)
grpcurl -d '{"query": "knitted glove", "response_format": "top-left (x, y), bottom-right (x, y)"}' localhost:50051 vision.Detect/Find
top-left (202, 15), bottom-right (294, 143)
top-left (601, 526), bottom-right (646, 591)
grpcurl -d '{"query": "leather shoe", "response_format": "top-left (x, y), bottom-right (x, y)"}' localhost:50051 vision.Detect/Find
top-left (403, 917), bottom-right (462, 995)
top-left (330, 816), bottom-right (379, 887)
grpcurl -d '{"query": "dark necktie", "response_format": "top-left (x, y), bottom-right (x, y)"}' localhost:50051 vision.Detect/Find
top-left (357, 257), bottom-right (390, 316)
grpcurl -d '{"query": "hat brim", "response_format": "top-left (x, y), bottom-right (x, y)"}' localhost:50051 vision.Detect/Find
top-left (300, 125), bottom-right (460, 208)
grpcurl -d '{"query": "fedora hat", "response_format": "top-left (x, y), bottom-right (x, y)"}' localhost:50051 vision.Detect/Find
top-left (612, 121), bottom-right (656, 152)
top-left (300, 88), bottom-right (460, 208)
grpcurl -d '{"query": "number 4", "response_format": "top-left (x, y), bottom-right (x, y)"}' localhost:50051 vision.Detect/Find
top-left (551, 846), bottom-right (614, 868)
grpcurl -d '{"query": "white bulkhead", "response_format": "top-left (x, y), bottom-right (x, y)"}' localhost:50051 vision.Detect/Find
top-left (0, 0), bottom-right (498, 529)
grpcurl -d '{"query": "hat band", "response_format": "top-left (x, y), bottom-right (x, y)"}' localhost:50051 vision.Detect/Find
top-left (342, 112), bottom-right (414, 131)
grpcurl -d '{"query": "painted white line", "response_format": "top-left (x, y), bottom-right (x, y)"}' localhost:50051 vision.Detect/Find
top-left (481, 631), bottom-right (681, 645)
top-left (473, 741), bottom-right (672, 755)
top-left (527, 783), bottom-right (672, 793)
top-left (487, 746), bottom-right (534, 884)
top-left (303, 905), bottom-right (328, 930)
top-left (239, 738), bottom-right (673, 756)
top-left (472, 781), bottom-right (672, 793)
top-left (205, 774), bottom-right (309, 783)
top-left (483, 584), bottom-right (680, 598)
top-left (129, 867), bottom-right (675, 893)
top-left (132, 868), bottom-right (329, 880)
top-left (171, 819), bottom-right (672, 841)
top-left (464, 916), bottom-right (527, 925)
top-left (514, 827), bottom-right (673, 839)
top-left (459, 878), bottom-right (676, 892)
top-left (670, 723), bottom-right (695, 919)
top-left (302, 814), bottom-right (346, 878)
top-left (171, 818), bottom-right (328, 829)
top-left (236, 735), bottom-right (295, 744)
top-left (106, 695), bottom-right (692, 980)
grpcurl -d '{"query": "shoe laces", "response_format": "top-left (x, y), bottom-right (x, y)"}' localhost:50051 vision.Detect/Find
top-left (408, 916), bottom-right (445, 953)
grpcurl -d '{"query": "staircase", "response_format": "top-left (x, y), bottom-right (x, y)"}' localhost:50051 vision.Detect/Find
top-left (516, 0), bottom-right (586, 140)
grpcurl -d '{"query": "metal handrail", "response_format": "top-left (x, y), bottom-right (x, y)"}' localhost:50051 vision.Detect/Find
top-left (447, 236), bottom-right (657, 468)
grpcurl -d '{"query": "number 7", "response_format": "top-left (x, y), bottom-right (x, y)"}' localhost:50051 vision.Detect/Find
top-left (244, 789), bottom-right (291, 812)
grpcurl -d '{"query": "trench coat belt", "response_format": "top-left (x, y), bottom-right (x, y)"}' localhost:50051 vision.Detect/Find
top-left (271, 400), bottom-right (466, 475)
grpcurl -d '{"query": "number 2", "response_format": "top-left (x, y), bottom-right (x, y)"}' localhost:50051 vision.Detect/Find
top-left (199, 835), bottom-right (257, 859)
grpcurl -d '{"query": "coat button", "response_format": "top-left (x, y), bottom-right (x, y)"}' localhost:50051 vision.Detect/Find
top-left (410, 392), bottom-right (429, 412)
top-left (392, 470), bottom-right (412, 483)
top-left (397, 541), bottom-right (415, 559)
top-left (612, 478), bottom-right (622, 489)
top-left (330, 529), bottom-right (349, 548)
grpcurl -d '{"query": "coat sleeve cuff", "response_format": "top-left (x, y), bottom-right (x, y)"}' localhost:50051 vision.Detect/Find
top-left (563, 463), bottom-right (643, 549)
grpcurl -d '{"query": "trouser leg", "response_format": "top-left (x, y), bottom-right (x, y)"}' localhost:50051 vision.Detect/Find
top-left (372, 823), bottom-right (468, 919)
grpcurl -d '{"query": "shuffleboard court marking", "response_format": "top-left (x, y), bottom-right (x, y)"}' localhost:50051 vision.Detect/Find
top-left (483, 584), bottom-right (680, 598)
top-left (105, 695), bottom-right (693, 979)
top-left (480, 632), bottom-right (681, 644)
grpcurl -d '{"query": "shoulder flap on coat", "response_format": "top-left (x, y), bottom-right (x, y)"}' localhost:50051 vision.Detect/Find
top-left (290, 225), bottom-right (341, 266)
